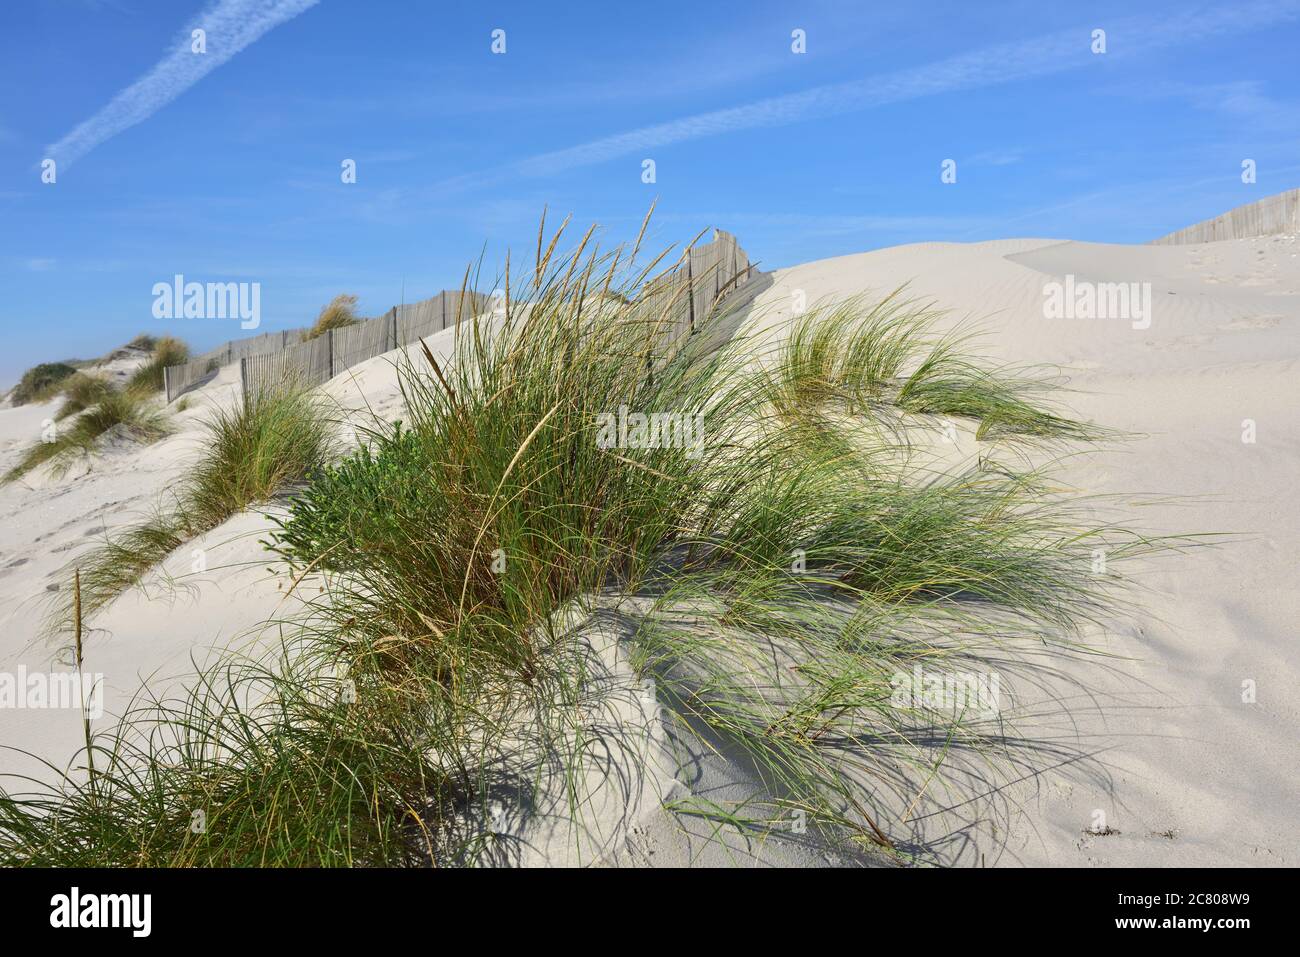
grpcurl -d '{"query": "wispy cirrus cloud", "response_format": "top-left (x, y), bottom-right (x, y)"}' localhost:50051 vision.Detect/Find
top-left (438, 0), bottom-right (1300, 194)
top-left (1117, 79), bottom-right (1300, 133)
top-left (44, 0), bottom-right (319, 170)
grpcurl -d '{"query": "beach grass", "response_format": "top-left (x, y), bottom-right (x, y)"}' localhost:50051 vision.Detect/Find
top-left (763, 289), bottom-right (1106, 444)
top-left (42, 379), bottom-right (336, 633)
top-left (0, 217), bottom-right (1181, 866)
top-left (6, 361), bottom-right (79, 406)
top-left (125, 333), bottom-right (159, 352)
top-left (54, 372), bottom-right (115, 421)
top-left (125, 336), bottom-right (190, 394)
top-left (301, 294), bottom-right (359, 341)
top-left (2, 388), bottom-right (169, 485)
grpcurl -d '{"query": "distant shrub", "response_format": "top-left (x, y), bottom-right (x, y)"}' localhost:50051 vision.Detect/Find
top-left (8, 362), bottom-right (78, 406)
top-left (126, 334), bottom-right (159, 352)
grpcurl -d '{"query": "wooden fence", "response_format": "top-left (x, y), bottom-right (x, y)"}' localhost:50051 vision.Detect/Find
top-left (636, 228), bottom-right (759, 358)
top-left (163, 229), bottom-right (763, 406)
top-left (163, 329), bottom-right (310, 403)
top-left (1152, 188), bottom-right (1300, 245)
top-left (237, 291), bottom-right (489, 404)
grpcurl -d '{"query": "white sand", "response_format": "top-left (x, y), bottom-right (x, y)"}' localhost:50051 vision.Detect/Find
top-left (679, 233), bottom-right (1300, 866)
top-left (1, 234), bottom-right (1296, 866)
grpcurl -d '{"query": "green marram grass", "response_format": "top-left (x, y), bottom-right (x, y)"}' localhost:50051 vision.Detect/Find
top-left (54, 372), bottom-right (115, 421)
top-left (3, 388), bottom-right (169, 485)
top-left (42, 380), bottom-right (337, 636)
top-left (6, 361), bottom-right (78, 406)
top-left (763, 290), bottom-right (1107, 443)
top-left (0, 216), bottom-right (1187, 866)
top-left (125, 336), bottom-right (190, 394)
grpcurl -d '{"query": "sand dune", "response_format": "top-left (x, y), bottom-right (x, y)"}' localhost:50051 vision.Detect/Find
top-left (1, 233), bottom-right (1296, 866)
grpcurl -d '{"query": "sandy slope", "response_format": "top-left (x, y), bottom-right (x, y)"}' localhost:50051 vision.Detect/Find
top-left (1, 234), bottom-right (1297, 866)
top-left (0, 340), bottom-right (422, 786)
top-left (704, 233), bottom-right (1300, 866)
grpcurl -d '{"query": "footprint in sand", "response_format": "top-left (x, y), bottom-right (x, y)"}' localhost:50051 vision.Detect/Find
top-left (1148, 334), bottom-right (1214, 349)
top-left (1220, 314), bottom-right (1283, 331)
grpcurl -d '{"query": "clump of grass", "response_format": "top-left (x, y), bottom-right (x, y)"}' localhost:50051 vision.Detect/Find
top-left (61, 510), bottom-right (186, 627)
top-left (259, 223), bottom-right (1160, 855)
top-left (764, 289), bottom-right (1105, 443)
top-left (43, 379), bottom-right (336, 631)
top-left (184, 383), bottom-right (337, 531)
top-left (3, 389), bottom-right (169, 484)
top-left (126, 336), bottom-right (191, 394)
top-left (55, 372), bottom-right (115, 421)
top-left (0, 631), bottom-right (457, 867)
top-left (301, 294), bottom-right (359, 341)
top-left (7, 362), bottom-right (78, 406)
top-left (2, 215), bottom-right (1189, 866)
top-left (125, 333), bottom-right (159, 352)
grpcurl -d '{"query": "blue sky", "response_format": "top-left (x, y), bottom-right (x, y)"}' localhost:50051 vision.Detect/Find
top-left (1, 0), bottom-right (1298, 387)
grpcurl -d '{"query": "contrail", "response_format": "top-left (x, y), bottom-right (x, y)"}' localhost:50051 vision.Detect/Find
top-left (44, 0), bottom-right (319, 170)
top-left (441, 0), bottom-right (1300, 192)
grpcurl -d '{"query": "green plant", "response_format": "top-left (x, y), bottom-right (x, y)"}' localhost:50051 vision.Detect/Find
top-left (126, 337), bottom-right (191, 394)
top-left (126, 333), bottom-right (159, 351)
top-left (3, 389), bottom-right (169, 484)
top-left (2, 217), bottom-right (1192, 867)
top-left (7, 362), bottom-right (77, 406)
top-left (43, 379), bottom-right (336, 630)
top-left (0, 646), bottom-right (455, 866)
top-left (55, 372), bottom-right (114, 421)
top-left (762, 289), bottom-right (1105, 443)
top-left (258, 223), bottom-right (1169, 857)
top-left (184, 382), bottom-right (337, 531)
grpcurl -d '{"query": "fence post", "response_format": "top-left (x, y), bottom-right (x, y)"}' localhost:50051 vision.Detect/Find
top-left (440, 292), bottom-right (447, 331)
top-left (390, 306), bottom-right (398, 350)
top-left (163, 366), bottom-right (171, 404)
top-left (327, 328), bottom-right (335, 378)
top-left (686, 250), bottom-right (695, 335)
top-left (730, 235), bottom-right (739, 293)
top-left (240, 356), bottom-right (248, 406)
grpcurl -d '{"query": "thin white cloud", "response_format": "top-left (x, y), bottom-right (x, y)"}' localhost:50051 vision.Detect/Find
top-left (439, 0), bottom-right (1300, 193)
top-left (966, 149), bottom-right (1024, 168)
top-left (45, 0), bottom-right (319, 170)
